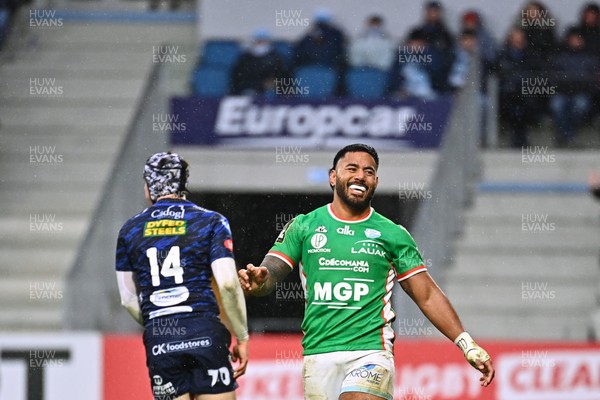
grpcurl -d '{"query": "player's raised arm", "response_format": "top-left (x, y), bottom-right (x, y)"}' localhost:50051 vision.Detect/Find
top-left (400, 271), bottom-right (495, 387)
top-left (238, 255), bottom-right (292, 296)
top-left (211, 257), bottom-right (249, 378)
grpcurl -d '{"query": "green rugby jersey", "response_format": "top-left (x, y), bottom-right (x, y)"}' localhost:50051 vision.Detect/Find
top-left (268, 204), bottom-right (426, 355)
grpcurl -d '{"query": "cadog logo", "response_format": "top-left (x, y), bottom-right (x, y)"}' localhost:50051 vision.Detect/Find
top-left (151, 205), bottom-right (185, 219)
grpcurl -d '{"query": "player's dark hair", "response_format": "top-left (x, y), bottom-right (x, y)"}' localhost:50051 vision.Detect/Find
top-left (584, 3), bottom-right (600, 15)
top-left (331, 143), bottom-right (379, 172)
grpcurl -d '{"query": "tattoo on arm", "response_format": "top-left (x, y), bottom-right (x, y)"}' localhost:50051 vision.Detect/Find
top-left (253, 255), bottom-right (292, 296)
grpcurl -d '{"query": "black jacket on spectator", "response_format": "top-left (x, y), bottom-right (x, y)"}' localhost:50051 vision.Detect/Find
top-left (581, 25), bottom-right (600, 54)
top-left (293, 21), bottom-right (346, 71)
top-left (230, 49), bottom-right (289, 95)
top-left (496, 46), bottom-right (541, 94)
top-left (550, 44), bottom-right (599, 95)
top-left (418, 21), bottom-right (455, 94)
top-left (522, 25), bottom-right (556, 63)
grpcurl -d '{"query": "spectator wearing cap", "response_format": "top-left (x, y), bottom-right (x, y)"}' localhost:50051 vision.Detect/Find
top-left (549, 27), bottom-right (599, 147)
top-left (414, 1), bottom-right (455, 94)
top-left (292, 9), bottom-right (348, 95)
top-left (349, 15), bottom-right (396, 71)
top-left (230, 29), bottom-right (290, 96)
top-left (461, 10), bottom-right (498, 67)
top-left (292, 9), bottom-right (347, 71)
top-left (578, 3), bottom-right (600, 54)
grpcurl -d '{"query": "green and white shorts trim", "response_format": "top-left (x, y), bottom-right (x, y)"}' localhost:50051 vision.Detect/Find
top-left (303, 350), bottom-right (394, 400)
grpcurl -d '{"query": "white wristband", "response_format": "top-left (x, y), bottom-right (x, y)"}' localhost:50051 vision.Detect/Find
top-left (454, 331), bottom-right (473, 354)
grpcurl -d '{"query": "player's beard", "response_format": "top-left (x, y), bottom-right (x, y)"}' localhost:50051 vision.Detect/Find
top-left (335, 177), bottom-right (375, 213)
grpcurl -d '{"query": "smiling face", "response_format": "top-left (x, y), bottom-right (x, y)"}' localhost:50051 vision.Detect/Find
top-left (330, 151), bottom-right (378, 213)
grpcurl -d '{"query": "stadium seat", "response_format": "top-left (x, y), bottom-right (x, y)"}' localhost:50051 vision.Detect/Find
top-left (192, 67), bottom-right (230, 97)
top-left (0, 9), bottom-right (9, 48)
top-left (272, 40), bottom-right (294, 67)
top-left (345, 67), bottom-right (389, 99)
top-left (200, 40), bottom-right (241, 70)
top-left (293, 66), bottom-right (338, 98)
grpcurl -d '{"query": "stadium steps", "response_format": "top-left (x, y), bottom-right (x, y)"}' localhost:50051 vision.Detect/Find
top-left (444, 150), bottom-right (600, 340)
top-left (0, 17), bottom-right (194, 330)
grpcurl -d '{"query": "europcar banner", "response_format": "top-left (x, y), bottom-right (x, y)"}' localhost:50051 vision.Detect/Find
top-left (169, 96), bottom-right (452, 149)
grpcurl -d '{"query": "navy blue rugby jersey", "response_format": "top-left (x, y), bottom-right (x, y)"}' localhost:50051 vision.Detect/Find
top-left (116, 198), bottom-right (234, 325)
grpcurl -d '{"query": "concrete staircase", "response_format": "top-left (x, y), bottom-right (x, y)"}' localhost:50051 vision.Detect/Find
top-left (0, 13), bottom-right (194, 330)
top-left (444, 150), bottom-right (600, 340)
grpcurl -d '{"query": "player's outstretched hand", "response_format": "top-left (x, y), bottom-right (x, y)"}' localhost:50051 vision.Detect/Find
top-left (455, 332), bottom-right (495, 387)
top-left (231, 339), bottom-right (248, 379)
top-left (238, 263), bottom-right (269, 293)
top-left (474, 356), bottom-right (495, 387)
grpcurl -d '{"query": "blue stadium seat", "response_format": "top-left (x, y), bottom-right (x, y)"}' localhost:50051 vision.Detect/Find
top-left (293, 66), bottom-right (337, 98)
top-left (192, 67), bottom-right (230, 97)
top-left (345, 67), bottom-right (389, 99)
top-left (272, 40), bottom-right (294, 67)
top-left (200, 40), bottom-right (241, 70)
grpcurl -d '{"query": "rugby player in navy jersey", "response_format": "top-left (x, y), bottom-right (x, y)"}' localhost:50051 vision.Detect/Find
top-left (116, 152), bottom-right (248, 400)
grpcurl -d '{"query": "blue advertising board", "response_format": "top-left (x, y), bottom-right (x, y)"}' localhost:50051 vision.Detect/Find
top-left (169, 96), bottom-right (452, 149)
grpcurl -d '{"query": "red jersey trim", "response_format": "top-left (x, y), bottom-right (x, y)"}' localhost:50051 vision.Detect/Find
top-left (267, 251), bottom-right (295, 270)
top-left (397, 265), bottom-right (427, 281)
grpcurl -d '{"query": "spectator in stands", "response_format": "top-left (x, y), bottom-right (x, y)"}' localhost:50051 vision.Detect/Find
top-left (589, 170), bottom-right (600, 200)
top-left (518, 1), bottom-right (557, 62)
top-left (292, 9), bottom-right (347, 72)
top-left (496, 26), bottom-right (539, 147)
top-left (578, 3), bottom-right (600, 54)
top-left (448, 29), bottom-right (478, 91)
top-left (414, 1), bottom-right (455, 94)
top-left (549, 27), bottom-right (599, 147)
top-left (230, 29), bottom-right (289, 96)
top-left (394, 28), bottom-right (438, 100)
top-left (349, 15), bottom-right (395, 71)
top-left (149, 0), bottom-right (181, 11)
top-left (461, 10), bottom-right (498, 67)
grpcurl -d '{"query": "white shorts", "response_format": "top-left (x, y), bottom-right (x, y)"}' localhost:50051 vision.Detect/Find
top-left (302, 350), bottom-right (394, 400)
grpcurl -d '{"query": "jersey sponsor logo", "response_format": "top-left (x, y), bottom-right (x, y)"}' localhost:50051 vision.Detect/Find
top-left (318, 257), bottom-right (369, 272)
top-left (364, 228), bottom-right (381, 239)
top-left (337, 225), bottom-right (355, 236)
top-left (150, 286), bottom-right (190, 307)
top-left (315, 225), bottom-right (327, 233)
top-left (223, 239), bottom-right (233, 252)
top-left (310, 233), bottom-right (327, 248)
top-left (308, 233), bottom-right (331, 253)
top-left (151, 337), bottom-right (213, 356)
top-left (144, 219), bottom-right (186, 237)
top-left (151, 205), bottom-right (185, 219)
top-left (313, 281), bottom-right (369, 302)
top-left (351, 240), bottom-right (387, 258)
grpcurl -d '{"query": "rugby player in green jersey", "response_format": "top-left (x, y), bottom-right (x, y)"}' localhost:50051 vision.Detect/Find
top-left (238, 143), bottom-right (494, 399)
